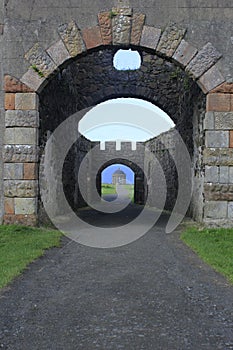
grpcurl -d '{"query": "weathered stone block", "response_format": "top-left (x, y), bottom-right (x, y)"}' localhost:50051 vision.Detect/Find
top-left (214, 112), bottom-right (233, 130)
top-left (197, 65), bottom-right (225, 94)
top-left (219, 166), bottom-right (229, 183)
top-left (157, 23), bottom-right (186, 57)
top-left (228, 202), bottom-right (233, 219)
top-left (82, 26), bottom-right (103, 50)
top-left (4, 75), bottom-right (33, 93)
top-left (205, 131), bottom-right (229, 148)
top-left (230, 131), bottom-right (233, 148)
top-left (21, 68), bottom-right (47, 93)
top-left (4, 180), bottom-right (38, 198)
top-left (58, 20), bottom-right (86, 57)
top-left (5, 110), bottom-right (39, 127)
top-left (5, 93), bottom-right (15, 110)
top-left (186, 43), bottom-right (222, 79)
top-left (204, 148), bottom-right (233, 166)
top-left (204, 112), bottom-right (215, 130)
top-left (98, 12), bottom-right (112, 45)
top-left (207, 93), bottom-right (231, 112)
top-left (4, 198), bottom-right (15, 214)
top-left (211, 82), bottom-right (233, 94)
top-left (25, 43), bottom-right (57, 78)
top-left (205, 165), bottom-right (219, 183)
top-left (14, 198), bottom-right (37, 215)
top-left (4, 145), bottom-right (39, 163)
top-left (47, 40), bottom-right (71, 67)
top-left (3, 214), bottom-right (37, 226)
top-left (140, 26), bottom-right (161, 50)
top-left (204, 184), bottom-right (233, 201)
top-left (131, 13), bottom-right (145, 46)
top-left (112, 8), bottom-right (132, 45)
top-left (4, 163), bottom-right (23, 180)
top-left (4, 128), bottom-right (38, 145)
top-left (172, 40), bottom-right (197, 67)
top-left (15, 93), bottom-right (38, 110)
top-left (24, 163), bottom-right (38, 180)
top-left (204, 201), bottom-right (228, 219)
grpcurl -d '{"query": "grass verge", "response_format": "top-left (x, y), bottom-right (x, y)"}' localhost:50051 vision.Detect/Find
top-left (181, 226), bottom-right (233, 283)
top-left (0, 225), bottom-right (62, 289)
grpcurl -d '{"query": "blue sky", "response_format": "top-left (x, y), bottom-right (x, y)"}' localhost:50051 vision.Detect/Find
top-left (102, 164), bottom-right (134, 184)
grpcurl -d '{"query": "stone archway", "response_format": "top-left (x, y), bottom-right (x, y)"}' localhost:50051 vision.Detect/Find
top-left (3, 5), bottom-right (233, 227)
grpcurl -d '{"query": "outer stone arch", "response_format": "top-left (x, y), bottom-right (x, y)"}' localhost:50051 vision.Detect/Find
top-left (3, 6), bottom-right (233, 227)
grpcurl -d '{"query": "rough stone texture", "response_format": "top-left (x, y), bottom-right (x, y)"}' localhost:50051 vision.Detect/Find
top-left (4, 128), bottom-right (38, 145)
top-left (214, 112), bottom-right (233, 130)
top-left (172, 40), bottom-right (197, 67)
top-left (219, 166), bottom-right (229, 183)
top-left (5, 110), bottom-right (39, 128)
top-left (203, 148), bottom-right (233, 166)
top-left (157, 23), bottom-right (186, 57)
top-left (47, 40), bottom-right (71, 67)
top-left (14, 198), bottom-right (37, 215)
top-left (197, 65), bottom-right (225, 94)
top-left (21, 68), bottom-right (47, 93)
top-left (15, 93), bottom-right (38, 110)
top-left (4, 75), bottom-right (33, 93)
top-left (205, 130), bottom-right (229, 148)
top-left (186, 43), bottom-right (222, 79)
top-left (5, 93), bottom-right (15, 110)
top-left (230, 130), bottom-right (233, 148)
top-left (205, 165), bottom-right (219, 183)
top-left (207, 93), bottom-right (231, 112)
top-left (4, 180), bottom-right (38, 198)
top-left (24, 163), bottom-right (38, 180)
top-left (4, 198), bottom-right (14, 215)
top-left (131, 13), bottom-right (145, 46)
top-left (3, 214), bottom-right (37, 226)
top-left (230, 167), bottom-right (233, 183)
top-left (140, 26), bottom-right (161, 50)
top-left (25, 43), bottom-right (57, 78)
top-left (58, 20), bottom-right (86, 57)
top-left (204, 183), bottom-right (233, 201)
top-left (204, 112), bottom-right (215, 130)
top-left (112, 8), bottom-right (132, 46)
top-left (204, 201), bottom-right (228, 219)
top-left (4, 145), bottom-right (39, 163)
top-left (4, 163), bottom-right (23, 180)
top-left (82, 26), bottom-right (103, 50)
top-left (211, 82), bottom-right (233, 94)
top-left (228, 201), bottom-right (233, 218)
top-left (98, 12), bottom-right (112, 45)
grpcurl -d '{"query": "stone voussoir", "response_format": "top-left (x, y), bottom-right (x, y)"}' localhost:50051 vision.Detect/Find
top-left (197, 65), bottom-right (225, 94)
top-left (4, 180), bottom-right (38, 198)
top-left (140, 25), bottom-right (161, 50)
top-left (156, 23), bottom-right (186, 57)
top-left (21, 68), bottom-right (47, 93)
top-left (131, 13), bottom-right (145, 46)
top-left (98, 11), bottom-right (112, 45)
top-left (172, 39), bottom-right (197, 68)
top-left (47, 39), bottom-right (71, 67)
top-left (58, 20), bottom-right (86, 57)
top-left (5, 110), bottom-right (39, 128)
top-left (112, 7), bottom-right (133, 46)
top-left (25, 43), bottom-right (57, 78)
top-left (186, 42), bottom-right (222, 79)
top-left (82, 26), bottom-right (103, 50)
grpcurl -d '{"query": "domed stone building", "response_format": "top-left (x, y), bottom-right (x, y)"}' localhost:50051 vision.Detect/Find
top-left (112, 168), bottom-right (126, 185)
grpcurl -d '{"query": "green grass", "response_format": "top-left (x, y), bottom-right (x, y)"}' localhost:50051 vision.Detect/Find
top-left (101, 184), bottom-right (117, 195)
top-left (0, 225), bottom-right (62, 289)
top-left (181, 227), bottom-right (233, 283)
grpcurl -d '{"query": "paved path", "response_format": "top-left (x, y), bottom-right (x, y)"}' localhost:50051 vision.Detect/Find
top-left (0, 206), bottom-right (233, 349)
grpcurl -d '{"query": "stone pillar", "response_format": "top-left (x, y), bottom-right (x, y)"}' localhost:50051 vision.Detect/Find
top-left (4, 80), bottom-right (39, 226)
top-left (203, 87), bottom-right (233, 226)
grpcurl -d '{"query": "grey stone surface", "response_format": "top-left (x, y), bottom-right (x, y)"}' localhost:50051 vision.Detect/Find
top-left (197, 65), bottom-right (225, 93)
top-left (186, 43), bottom-right (222, 79)
top-left (131, 13), bottom-right (145, 45)
top-left (46, 39), bottom-right (71, 67)
top-left (21, 68), bottom-right (47, 93)
top-left (112, 8), bottom-right (132, 45)
top-left (204, 112), bottom-right (215, 130)
top-left (4, 128), bottom-right (38, 145)
top-left (229, 167), bottom-right (233, 183)
top-left (219, 166), bottom-right (229, 183)
top-left (228, 201), bottom-right (233, 218)
top-left (214, 112), bottom-right (233, 130)
top-left (205, 165), bottom-right (219, 183)
top-left (205, 130), bottom-right (229, 148)
top-left (3, 145), bottom-right (39, 163)
top-left (157, 23), bottom-right (186, 57)
top-left (15, 93), bottom-right (39, 110)
top-left (140, 25), bottom-right (161, 50)
top-left (204, 201), bottom-right (228, 219)
top-left (15, 197), bottom-right (37, 215)
top-left (4, 180), bottom-right (38, 198)
top-left (172, 39), bottom-right (197, 67)
top-left (25, 43), bottom-right (57, 78)
top-left (5, 110), bottom-right (39, 128)
top-left (58, 20), bottom-right (86, 57)
top-left (4, 163), bottom-right (23, 180)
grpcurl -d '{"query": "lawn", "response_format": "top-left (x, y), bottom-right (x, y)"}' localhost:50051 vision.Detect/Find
top-left (0, 225), bottom-right (62, 289)
top-left (181, 227), bottom-right (233, 283)
top-left (101, 184), bottom-right (134, 201)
